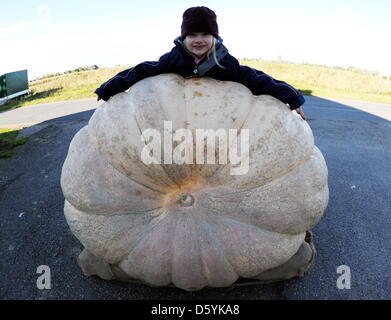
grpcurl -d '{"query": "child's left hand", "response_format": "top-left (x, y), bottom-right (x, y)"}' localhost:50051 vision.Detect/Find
top-left (296, 107), bottom-right (307, 120)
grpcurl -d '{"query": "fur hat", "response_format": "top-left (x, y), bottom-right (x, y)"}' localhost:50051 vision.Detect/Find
top-left (181, 6), bottom-right (219, 38)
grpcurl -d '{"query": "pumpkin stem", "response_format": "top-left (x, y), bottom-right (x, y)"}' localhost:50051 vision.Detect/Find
top-left (178, 193), bottom-right (195, 207)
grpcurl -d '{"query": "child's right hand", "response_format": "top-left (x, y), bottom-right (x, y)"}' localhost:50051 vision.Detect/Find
top-left (96, 95), bottom-right (101, 101)
top-left (296, 107), bottom-right (307, 120)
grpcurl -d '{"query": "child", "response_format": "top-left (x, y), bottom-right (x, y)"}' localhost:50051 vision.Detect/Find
top-left (95, 6), bottom-right (307, 120)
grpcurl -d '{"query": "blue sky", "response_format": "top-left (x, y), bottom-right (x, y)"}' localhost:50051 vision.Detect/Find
top-left (1, 0), bottom-right (390, 79)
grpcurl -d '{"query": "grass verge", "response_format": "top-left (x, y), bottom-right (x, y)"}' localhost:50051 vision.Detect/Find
top-left (0, 128), bottom-right (29, 158)
top-left (241, 60), bottom-right (391, 104)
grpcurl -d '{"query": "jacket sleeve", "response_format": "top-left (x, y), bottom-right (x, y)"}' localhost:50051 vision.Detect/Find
top-left (238, 66), bottom-right (305, 110)
top-left (95, 52), bottom-right (172, 101)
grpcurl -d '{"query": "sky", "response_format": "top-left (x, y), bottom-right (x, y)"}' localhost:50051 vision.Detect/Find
top-left (1, 0), bottom-right (390, 80)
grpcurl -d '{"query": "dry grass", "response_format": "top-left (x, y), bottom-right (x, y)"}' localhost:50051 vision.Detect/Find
top-left (241, 59), bottom-right (391, 103)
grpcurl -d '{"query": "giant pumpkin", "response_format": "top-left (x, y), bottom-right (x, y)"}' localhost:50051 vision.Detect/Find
top-left (61, 74), bottom-right (329, 291)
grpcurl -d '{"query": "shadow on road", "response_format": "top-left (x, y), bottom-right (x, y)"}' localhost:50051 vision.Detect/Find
top-left (0, 96), bottom-right (390, 299)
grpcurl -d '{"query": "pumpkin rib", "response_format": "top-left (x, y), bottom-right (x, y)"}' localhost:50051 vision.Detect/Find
top-left (111, 210), bottom-right (172, 266)
top-left (182, 77), bottom-right (195, 178)
top-left (170, 212), bottom-right (208, 290)
top-left (203, 146), bottom-right (326, 200)
top-left (64, 190), bottom-right (163, 216)
top-left (88, 97), bottom-right (178, 193)
top-left (203, 194), bottom-right (317, 237)
top-left (116, 211), bottom-right (175, 286)
top-left (133, 77), bottom-right (197, 188)
top-left (62, 127), bottom-right (165, 214)
top-left (67, 156), bottom-right (164, 212)
top-left (201, 200), bottom-right (288, 236)
top-left (158, 76), bottom-right (194, 187)
top-left (64, 200), bottom-right (160, 264)
top-left (206, 95), bottom-right (314, 189)
top-left (168, 209), bottom-right (181, 287)
top-left (199, 147), bottom-right (327, 234)
top-left (117, 145), bottom-right (175, 193)
top-left (72, 206), bottom-right (163, 217)
top-left (132, 106), bottom-right (182, 190)
top-left (118, 211), bottom-right (171, 265)
top-left (209, 214), bottom-right (305, 277)
top-left (202, 185), bottom-right (327, 235)
top-left (206, 149), bottom-right (314, 197)
top-left (205, 92), bottom-right (257, 181)
top-left (193, 212), bottom-right (218, 288)
top-left (195, 212), bottom-right (240, 286)
top-left (182, 77), bottom-right (254, 181)
top-left (89, 139), bottom-right (168, 195)
top-left (194, 213), bottom-right (207, 284)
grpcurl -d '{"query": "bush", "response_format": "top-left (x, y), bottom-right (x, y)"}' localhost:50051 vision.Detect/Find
top-left (37, 65), bottom-right (99, 80)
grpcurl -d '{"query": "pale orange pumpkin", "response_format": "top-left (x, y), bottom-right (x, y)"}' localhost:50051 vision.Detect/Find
top-left (61, 74), bottom-right (329, 290)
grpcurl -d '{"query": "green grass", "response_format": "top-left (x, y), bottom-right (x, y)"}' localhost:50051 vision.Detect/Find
top-left (0, 128), bottom-right (29, 158)
top-left (0, 66), bottom-right (131, 112)
top-left (240, 59), bottom-right (391, 104)
top-left (1, 60), bottom-right (390, 113)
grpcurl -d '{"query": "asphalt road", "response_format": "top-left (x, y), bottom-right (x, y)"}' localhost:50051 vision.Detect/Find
top-left (0, 98), bottom-right (102, 129)
top-left (0, 96), bottom-right (390, 300)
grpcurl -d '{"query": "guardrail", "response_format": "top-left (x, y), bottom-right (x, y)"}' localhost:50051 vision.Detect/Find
top-left (0, 89), bottom-right (30, 105)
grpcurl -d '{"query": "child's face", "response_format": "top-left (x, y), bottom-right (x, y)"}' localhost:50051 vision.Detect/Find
top-left (184, 32), bottom-right (213, 58)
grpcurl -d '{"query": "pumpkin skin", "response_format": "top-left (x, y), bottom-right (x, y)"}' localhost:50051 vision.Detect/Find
top-left (61, 74), bottom-right (329, 291)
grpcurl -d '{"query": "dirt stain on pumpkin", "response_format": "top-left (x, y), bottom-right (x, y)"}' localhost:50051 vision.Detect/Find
top-left (194, 91), bottom-right (203, 97)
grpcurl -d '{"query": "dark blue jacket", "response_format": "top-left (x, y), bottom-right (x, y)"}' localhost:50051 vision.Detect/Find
top-left (95, 37), bottom-right (305, 110)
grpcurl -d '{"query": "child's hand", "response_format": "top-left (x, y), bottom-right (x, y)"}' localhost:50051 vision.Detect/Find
top-left (296, 107), bottom-right (307, 120)
top-left (96, 95), bottom-right (101, 101)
